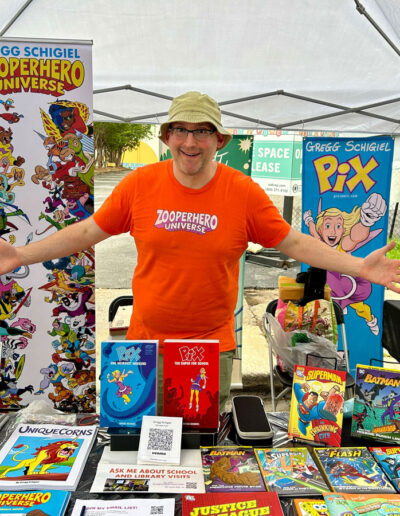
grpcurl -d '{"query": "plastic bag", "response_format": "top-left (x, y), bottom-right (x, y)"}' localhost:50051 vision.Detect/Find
top-left (263, 312), bottom-right (346, 375)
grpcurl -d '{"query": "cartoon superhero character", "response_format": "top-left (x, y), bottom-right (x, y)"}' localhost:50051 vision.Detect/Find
top-left (189, 367), bottom-right (207, 412)
top-left (294, 382), bottom-right (340, 435)
top-left (303, 192), bottom-right (387, 335)
top-left (107, 369), bottom-right (133, 404)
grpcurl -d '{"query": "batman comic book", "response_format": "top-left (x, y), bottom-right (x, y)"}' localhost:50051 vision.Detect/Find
top-left (352, 364), bottom-right (400, 443)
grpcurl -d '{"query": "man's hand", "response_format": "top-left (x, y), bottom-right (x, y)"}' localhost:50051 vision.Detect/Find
top-left (0, 238), bottom-right (22, 275)
top-left (360, 193), bottom-right (387, 227)
top-left (360, 240), bottom-right (400, 293)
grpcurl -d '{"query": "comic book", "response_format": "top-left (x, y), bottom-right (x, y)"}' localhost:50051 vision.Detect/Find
top-left (313, 447), bottom-right (395, 494)
top-left (294, 499), bottom-right (330, 516)
top-left (182, 492), bottom-right (284, 516)
top-left (351, 364), bottom-right (400, 443)
top-left (254, 448), bottom-right (329, 497)
top-left (369, 446), bottom-right (400, 493)
top-left (0, 490), bottom-right (70, 515)
top-left (100, 340), bottom-right (158, 428)
top-left (288, 364), bottom-right (346, 446)
top-left (323, 492), bottom-right (400, 515)
top-left (0, 423), bottom-right (97, 491)
top-left (163, 339), bottom-right (219, 431)
top-left (200, 446), bottom-right (265, 493)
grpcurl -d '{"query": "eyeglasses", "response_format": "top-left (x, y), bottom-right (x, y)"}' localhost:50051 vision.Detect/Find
top-left (169, 126), bottom-right (216, 141)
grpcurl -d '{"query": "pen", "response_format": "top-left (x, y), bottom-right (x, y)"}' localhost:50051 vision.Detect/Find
top-left (79, 505), bottom-right (86, 516)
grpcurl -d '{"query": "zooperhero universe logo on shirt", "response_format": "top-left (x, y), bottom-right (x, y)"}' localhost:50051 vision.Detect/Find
top-left (154, 209), bottom-right (218, 235)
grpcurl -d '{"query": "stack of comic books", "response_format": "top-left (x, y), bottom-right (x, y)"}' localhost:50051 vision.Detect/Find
top-left (0, 490), bottom-right (70, 515)
top-left (351, 364), bottom-right (400, 443)
top-left (100, 340), bottom-right (158, 428)
top-left (254, 448), bottom-right (329, 497)
top-left (163, 339), bottom-right (220, 431)
top-left (313, 446), bottom-right (396, 494)
top-left (182, 492), bottom-right (284, 516)
top-left (370, 446), bottom-right (400, 493)
top-left (0, 423), bottom-right (97, 491)
top-left (288, 364), bottom-right (346, 446)
top-left (200, 446), bottom-right (265, 493)
top-left (323, 492), bottom-right (400, 515)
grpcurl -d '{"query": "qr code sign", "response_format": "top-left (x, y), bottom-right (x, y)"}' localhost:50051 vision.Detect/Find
top-left (150, 507), bottom-right (164, 515)
top-left (148, 428), bottom-right (173, 451)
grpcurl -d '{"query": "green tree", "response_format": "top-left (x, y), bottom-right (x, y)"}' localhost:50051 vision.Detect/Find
top-left (94, 122), bottom-right (153, 168)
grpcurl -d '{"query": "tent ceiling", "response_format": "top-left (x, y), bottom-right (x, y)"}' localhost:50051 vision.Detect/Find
top-left (1, 0), bottom-right (400, 133)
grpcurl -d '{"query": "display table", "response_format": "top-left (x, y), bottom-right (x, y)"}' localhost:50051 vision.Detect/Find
top-left (0, 411), bottom-right (386, 516)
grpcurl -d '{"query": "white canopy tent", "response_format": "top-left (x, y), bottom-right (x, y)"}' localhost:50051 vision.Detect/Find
top-left (1, 0), bottom-right (399, 133)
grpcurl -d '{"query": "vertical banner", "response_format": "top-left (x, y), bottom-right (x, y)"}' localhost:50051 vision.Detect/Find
top-left (302, 137), bottom-right (393, 374)
top-left (0, 39), bottom-right (95, 411)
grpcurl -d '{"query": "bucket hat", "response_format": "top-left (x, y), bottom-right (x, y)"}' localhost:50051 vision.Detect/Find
top-left (159, 91), bottom-right (232, 149)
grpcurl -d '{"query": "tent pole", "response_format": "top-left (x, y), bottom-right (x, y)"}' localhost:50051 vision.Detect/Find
top-left (354, 0), bottom-right (400, 57)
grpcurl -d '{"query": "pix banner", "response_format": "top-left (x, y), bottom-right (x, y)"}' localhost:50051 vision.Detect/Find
top-left (0, 39), bottom-right (95, 411)
top-left (302, 137), bottom-right (394, 374)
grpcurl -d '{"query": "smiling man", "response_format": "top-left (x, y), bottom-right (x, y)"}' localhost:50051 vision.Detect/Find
top-left (0, 91), bottom-right (399, 413)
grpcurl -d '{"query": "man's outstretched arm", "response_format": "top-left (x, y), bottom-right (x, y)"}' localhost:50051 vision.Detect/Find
top-left (0, 216), bottom-right (111, 275)
top-left (276, 228), bottom-right (400, 294)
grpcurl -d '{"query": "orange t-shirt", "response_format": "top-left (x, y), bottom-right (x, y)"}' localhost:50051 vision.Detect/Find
top-left (93, 160), bottom-right (290, 352)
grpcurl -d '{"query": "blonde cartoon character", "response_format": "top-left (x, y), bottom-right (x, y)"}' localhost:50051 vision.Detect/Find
top-left (303, 192), bottom-right (387, 335)
top-left (107, 369), bottom-right (133, 405)
top-left (189, 367), bottom-right (207, 412)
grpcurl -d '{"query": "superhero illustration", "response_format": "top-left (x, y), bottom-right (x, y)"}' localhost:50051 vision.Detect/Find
top-left (288, 365), bottom-right (346, 446)
top-left (189, 367), bottom-right (207, 412)
top-left (315, 447), bottom-right (395, 493)
top-left (254, 448), bottom-right (328, 496)
top-left (107, 369), bottom-right (133, 405)
top-left (303, 192), bottom-right (387, 335)
top-left (370, 447), bottom-right (400, 493)
top-left (100, 341), bottom-right (158, 428)
top-left (351, 365), bottom-right (400, 442)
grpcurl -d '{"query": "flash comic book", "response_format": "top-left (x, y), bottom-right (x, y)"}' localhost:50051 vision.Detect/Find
top-left (254, 448), bottom-right (329, 497)
top-left (288, 365), bottom-right (346, 446)
top-left (369, 446), bottom-right (400, 493)
top-left (200, 446), bottom-right (265, 493)
top-left (324, 492), bottom-right (400, 516)
top-left (313, 447), bottom-right (395, 493)
top-left (352, 364), bottom-right (400, 443)
top-left (294, 499), bottom-right (329, 516)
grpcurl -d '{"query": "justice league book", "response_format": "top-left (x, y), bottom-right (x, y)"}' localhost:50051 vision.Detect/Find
top-left (200, 446), bottom-right (265, 493)
top-left (288, 364), bottom-right (346, 446)
top-left (369, 446), bottom-right (400, 493)
top-left (163, 339), bottom-right (219, 431)
top-left (0, 423), bottom-right (97, 491)
top-left (294, 499), bottom-right (329, 516)
top-left (351, 364), bottom-right (400, 443)
top-left (313, 447), bottom-right (396, 494)
top-left (0, 490), bottom-right (70, 515)
top-left (182, 492), bottom-right (284, 516)
top-left (254, 448), bottom-right (329, 497)
top-left (323, 492), bottom-right (400, 516)
top-left (100, 340), bottom-right (158, 428)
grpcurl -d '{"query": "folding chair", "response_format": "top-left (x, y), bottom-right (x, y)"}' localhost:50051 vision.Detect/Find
top-left (264, 298), bottom-right (354, 412)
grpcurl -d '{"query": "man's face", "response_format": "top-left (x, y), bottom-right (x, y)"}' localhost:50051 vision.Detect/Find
top-left (166, 122), bottom-right (225, 180)
top-left (304, 393), bottom-right (318, 409)
top-left (60, 109), bottom-right (75, 130)
top-left (319, 215), bottom-right (345, 247)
